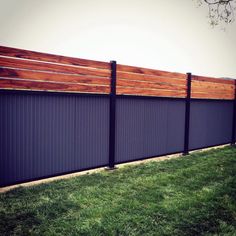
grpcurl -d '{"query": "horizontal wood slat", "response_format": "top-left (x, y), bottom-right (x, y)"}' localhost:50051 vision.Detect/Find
top-left (117, 87), bottom-right (186, 98)
top-left (192, 75), bottom-right (234, 85)
top-left (0, 78), bottom-right (110, 94)
top-left (117, 71), bottom-right (187, 86)
top-left (0, 57), bottom-right (110, 78)
top-left (192, 86), bottom-right (234, 95)
top-left (0, 68), bottom-right (110, 86)
top-left (192, 89), bottom-right (234, 96)
top-left (0, 45), bottom-right (110, 70)
top-left (117, 64), bottom-right (186, 79)
top-left (191, 92), bottom-right (234, 100)
top-left (117, 79), bottom-right (186, 91)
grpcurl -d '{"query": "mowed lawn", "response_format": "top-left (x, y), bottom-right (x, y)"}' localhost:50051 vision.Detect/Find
top-left (1, 147), bottom-right (236, 236)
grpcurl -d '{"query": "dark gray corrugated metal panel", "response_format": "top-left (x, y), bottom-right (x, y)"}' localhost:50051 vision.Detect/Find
top-left (115, 97), bottom-right (185, 163)
top-left (0, 91), bottom-right (109, 186)
top-left (189, 100), bottom-right (233, 150)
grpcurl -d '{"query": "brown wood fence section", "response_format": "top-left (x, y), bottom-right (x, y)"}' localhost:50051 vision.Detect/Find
top-left (117, 64), bottom-right (187, 98)
top-left (191, 75), bottom-right (235, 100)
top-left (0, 46), bottom-right (111, 94)
top-left (0, 45), bottom-right (235, 100)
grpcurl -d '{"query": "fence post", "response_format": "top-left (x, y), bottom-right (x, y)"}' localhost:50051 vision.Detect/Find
top-left (108, 60), bottom-right (117, 169)
top-left (231, 80), bottom-right (236, 145)
top-left (183, 72), bottom-right (192, 155)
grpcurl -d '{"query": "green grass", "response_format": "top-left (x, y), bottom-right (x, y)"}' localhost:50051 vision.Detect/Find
top-left (1, 147), bottom-right (236, 236)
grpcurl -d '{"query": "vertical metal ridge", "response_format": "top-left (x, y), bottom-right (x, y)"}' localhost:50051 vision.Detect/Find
top-left (189, 100), bottom-right (233, 150)
top-left (0, 91), bottom-right (109, 186)
top-left (115, 97), bottom-right (185, 163)
top-left (0, 89), bottom-right (234, 187)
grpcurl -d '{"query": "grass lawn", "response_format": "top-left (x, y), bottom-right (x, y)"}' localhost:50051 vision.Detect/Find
top-left (1, 147), bottom-right (236, 236)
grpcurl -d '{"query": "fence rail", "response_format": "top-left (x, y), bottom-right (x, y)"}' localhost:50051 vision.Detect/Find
top-left (0, 45), bottom-right (235, 187)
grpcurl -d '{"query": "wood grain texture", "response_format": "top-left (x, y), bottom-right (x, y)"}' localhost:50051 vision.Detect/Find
top-left (0, 45), bottom-right (110, 70)
top-left (117, 71), bottom-right (187, 86)
top-left (0, 68), bottom-right (110, 86)
top-left (192, 89), bottom-right (234, 96)
top-left (0, 78), bottom-right (110, 94)
top-left (192, 75), bottom-right (234, 85)
top-left (192, 80), bottom-right (234, 91)
top-left (0, 46), bottom-right (234, 99)
top-left (117, 64), bottom-right (186, 79)
top-left (117, 86), bottom-right (186, 98)
top-left (191, 92), bottom-right (234, 100)
top-left (117, 79), bottom-right (186, 91)
top-left (0, 57), bottom-right (110, 78)
top-left (191, 79), bottom-right (234, 100)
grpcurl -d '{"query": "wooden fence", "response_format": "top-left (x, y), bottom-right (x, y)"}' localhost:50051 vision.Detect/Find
top-left (0, 45), bottom-right (235, 187)
top-left (0, 45), bottom-right (234, 99)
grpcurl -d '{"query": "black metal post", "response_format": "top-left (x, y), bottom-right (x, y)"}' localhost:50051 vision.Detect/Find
top-left (231, 80), bottom-right (236, 145)
top-left (183, 72), bottom-right (192, 155)
top-left (108, 60), bottom-right (117, 169)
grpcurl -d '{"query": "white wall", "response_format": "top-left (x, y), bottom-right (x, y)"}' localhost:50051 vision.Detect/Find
top-left (0, 0), bottom-right (235, 78)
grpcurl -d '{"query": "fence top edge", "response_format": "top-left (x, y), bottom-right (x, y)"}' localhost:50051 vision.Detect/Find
top-left (0, 45), bottom-right (234, 84)
top-left (0, 45), bottom-right (110, 70)
top-left (192, 74), bottom-right (235, 85)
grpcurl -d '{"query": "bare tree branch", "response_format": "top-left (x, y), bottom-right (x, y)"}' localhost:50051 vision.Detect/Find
top-left (198, 0), bottom-right (236, 26)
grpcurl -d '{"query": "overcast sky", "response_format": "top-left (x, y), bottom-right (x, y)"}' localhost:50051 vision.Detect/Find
top-left (0, 0), bottom-right (236, 78)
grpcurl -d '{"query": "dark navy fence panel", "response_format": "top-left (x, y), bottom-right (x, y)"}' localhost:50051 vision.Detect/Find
top-left (115, 97), bottom-right (186, 163)
top-left (0, 91), bottom-right (109, 186)
top-left (189, 100), bottom-right (233, 150)
top-left (1, 90), bottom-right (235, 187)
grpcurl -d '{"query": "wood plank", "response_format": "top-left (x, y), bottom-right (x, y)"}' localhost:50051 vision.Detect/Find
top-left (192, 86), bottom-right (234, 94)
top-left (192, 87), bottom-right (234, 95)
top-left (117, 86), bottom-right (186, 97)
top-left (117, 64), bottom-right (186, 79)
top-left (191, 91), bottom-right (234, 99)
top-left (0, 78), bottom-right (110, 93)
top-left (0, 45), bottom-right (110, 70)
top-left (0, 57), bottom-right (110, 78)
top-left (117, 71), bottom-right (187, 86)
top-left (192, 75), bottom-right (234, 85)
top-left (0, 68), bottom-right (110, 86)
top-left (191, 92), bottom-right (234, 100)
top-left (192, 80), bottom-right (234, 91)
top-left (117, 79), bottom-right (186, 91)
